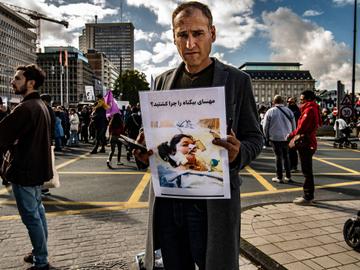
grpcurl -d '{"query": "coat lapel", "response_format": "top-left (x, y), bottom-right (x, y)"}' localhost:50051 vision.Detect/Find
top-left (165, 63), bottom-right (185, 90)
top-left (212, 58), bottom-right (229, 87)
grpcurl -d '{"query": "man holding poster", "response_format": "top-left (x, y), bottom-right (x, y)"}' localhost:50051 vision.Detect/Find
top-left (135, 2), bottom-right (263, 270)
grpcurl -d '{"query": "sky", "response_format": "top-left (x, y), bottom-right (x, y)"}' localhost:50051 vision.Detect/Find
top-left (1, 0), bottom-right (359, 91)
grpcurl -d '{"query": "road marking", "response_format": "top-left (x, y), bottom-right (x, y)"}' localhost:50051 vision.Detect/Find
top-left (59, 171), bottom-right (145, 175)
top-left (239, 172), bottom-right (359, 176)
top-left (127, 172), bottom-right (151, 203)
top-left (313, 157), bottom-right (359, 174)
top-left (1, 180), bottom-right (359, 220)
top-left (244, 166), bottom-right (277, 191)
top-left (241, 180), bottom-right (360, 198)
top-left (0, 202), bottom-right (149, 221)
top-left (55, 153), bottom-right (90, 170)
top-left (258, 156), bottom-right (360, 161)
top-left (0, 185), bottom-right (12, 195)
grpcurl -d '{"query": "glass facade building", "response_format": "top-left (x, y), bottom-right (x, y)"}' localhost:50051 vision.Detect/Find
top-left (80, 22), bottom-right (134, 72)
top-left (0, 3), bottom-right (36, 103)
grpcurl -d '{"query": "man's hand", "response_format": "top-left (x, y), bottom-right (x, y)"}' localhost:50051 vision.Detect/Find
top-left (132, 131), bottom-right (153, 166)
top-left (212, 130), bottom-right (241, 163)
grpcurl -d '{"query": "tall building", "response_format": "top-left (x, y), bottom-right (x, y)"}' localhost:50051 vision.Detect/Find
top-left (86, 49), bottom-right (120, 90)
top-left (80, 22), bottom-right (134, 72)
top-left (239, 62), bottom-right (316, 105)
top-left (37, 47), bottom-right (97, 106)
top-left (0, 2), bottom-right (37, 103)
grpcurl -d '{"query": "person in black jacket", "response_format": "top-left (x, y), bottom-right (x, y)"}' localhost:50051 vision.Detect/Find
top-left (0, 64), bottom-right (52, 270)
top-left (287, 97), bottom-right (301, 172)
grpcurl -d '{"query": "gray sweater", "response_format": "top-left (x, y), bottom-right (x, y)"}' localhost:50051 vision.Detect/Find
top-left (263, 104), bottom-right (296, 141)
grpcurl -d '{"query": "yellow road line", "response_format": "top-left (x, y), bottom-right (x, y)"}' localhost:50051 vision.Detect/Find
top-left (239, 172), bottom-right (359, 176)
top-left (1, 180), bottom-right (360, 220)
top-left (0, 200), bottom-right (131, 206)
top-left (244, 166), bottom-right (277, 191)
top-left (127, 172), bottom-right (151, 203)
top-left (0, 185), bottom-right (12, 195)
top-left (258, 156), bottom-right (360, 161)
top-left (59, 171), bottom-right (145, 175)
top-left (314, 157), bottom-right (359, 174)
top-left (0, 202), bottom-right (149, 221)
top-left (56, 152), bottom-right (90, 170)
top-left (241, 180), bottom-right (360, 198)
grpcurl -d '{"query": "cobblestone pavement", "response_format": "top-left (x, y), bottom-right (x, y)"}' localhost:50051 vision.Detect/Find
top-left (0, 208), bottom-right (258, 270)
top-left (241, 200), bottom-right (360, 270)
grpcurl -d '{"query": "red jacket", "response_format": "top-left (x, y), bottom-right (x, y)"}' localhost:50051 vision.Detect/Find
top-left (289, 101), bottom-right (321, 150)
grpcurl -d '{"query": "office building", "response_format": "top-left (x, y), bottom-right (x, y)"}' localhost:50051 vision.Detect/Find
top-left (86, 49), bottom-right (120, 90)
top-left (239, 62), bottom-right (316, 105)
top-left (37, 46), bottom-right (98, 106)
top-left (80, 22), bottom-right (134, 72)
top-left (0, 2), bottom-right (37, 103)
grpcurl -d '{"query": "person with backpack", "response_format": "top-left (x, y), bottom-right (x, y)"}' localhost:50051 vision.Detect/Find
top-left (263, 95), bottom-right (296, 183)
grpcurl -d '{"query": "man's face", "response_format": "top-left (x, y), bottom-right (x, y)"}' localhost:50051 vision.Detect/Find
top-left (173, 8), bottom-right (215, 73)
top-left (11, 70), bottom-right (28, 95)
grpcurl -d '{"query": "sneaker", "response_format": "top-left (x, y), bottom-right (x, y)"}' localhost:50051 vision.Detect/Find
top-left (24, 253), bottom-right (33, 263)
top-left (284, 177), bottom-right (294, 183)
top-left (106, 160), bottom-right (113, 169)
top-left (90, 150), bottom-right (97, 154)
top-left (293, 197), bottom-right (313, 205)
top-left (117, 162), bottom-right (124, 166)
top-left (271, 177), bottom-right (284, 183)
top-left (26, 264), bottom-right (49, 270)
top-left (291, 168), bottom-right (300, 173)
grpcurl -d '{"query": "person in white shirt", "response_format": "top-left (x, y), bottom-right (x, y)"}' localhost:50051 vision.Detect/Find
top-left (263, 95), bottom-right (296, 183)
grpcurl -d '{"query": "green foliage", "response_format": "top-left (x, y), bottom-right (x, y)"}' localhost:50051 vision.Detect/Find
top-left (113, 69), bottom-right (150, 105)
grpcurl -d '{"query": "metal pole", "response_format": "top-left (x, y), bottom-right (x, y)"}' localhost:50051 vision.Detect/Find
top-left (351, 0), bottom-right (357, 109)
top-left (66, 64), bottom-right (69, 107)
top-left (60, 65), bottom-right (63, 106)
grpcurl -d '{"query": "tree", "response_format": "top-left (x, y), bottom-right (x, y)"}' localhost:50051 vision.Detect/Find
top-left (113, 69), bottom-right (150, 105)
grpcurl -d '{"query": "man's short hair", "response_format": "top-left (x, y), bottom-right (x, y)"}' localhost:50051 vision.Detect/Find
top-left (172, 1), bottom-right (213, 26)
top-left (301, 90), bottom-right (316, 101)
top-left (16, 64), bottom-right (45, 90)
top-left (273, 95), bottom-right (283, 104)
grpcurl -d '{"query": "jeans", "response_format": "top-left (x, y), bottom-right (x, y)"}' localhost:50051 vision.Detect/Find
top-left (298, 148), bottom-right (316, 200)
top-left (271, 141), bottom-right (291, 179)
top-left (12, 183), bottom-right (48, 267)
top-left (67, 130), bottom-right (79, 146)
top-left (155, 198), bottom-right (207, 270)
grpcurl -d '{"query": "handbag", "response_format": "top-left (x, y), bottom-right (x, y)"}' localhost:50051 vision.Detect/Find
top-left (43, 146), bottom-right (60, 188)
top-left (289, 134), bottom-right (308, 149)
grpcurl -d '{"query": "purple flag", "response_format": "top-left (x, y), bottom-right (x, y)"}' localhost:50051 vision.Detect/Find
top-left (104, 89), bottom-right (120, 118)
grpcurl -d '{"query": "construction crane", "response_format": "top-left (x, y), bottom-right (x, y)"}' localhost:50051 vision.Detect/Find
top-left (1, 2), bottom-right (69, 52)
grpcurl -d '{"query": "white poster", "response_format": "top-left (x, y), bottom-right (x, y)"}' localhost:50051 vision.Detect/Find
top-left (139, 87), bottom-right (230, 199)
top-left (85, 86), bottom-right (95, 101)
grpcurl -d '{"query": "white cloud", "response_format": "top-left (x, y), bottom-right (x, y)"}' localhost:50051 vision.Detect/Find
top-left (262, 7), bottom-right (356, 90)
top-left (303, 10), bottom-right (323, 17)
top-left (134, 29), bottom-right (158, 42)
top-left (333, 0), bottom-right (355, 6)
top-left (126, 0), bottom-right (177, 26)
top-left (134, 50), bottom-right (153, 65)
top-left (1, 0), bottom-right (118, 49)
top-left (127, 0), bottom-right (259, 50)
